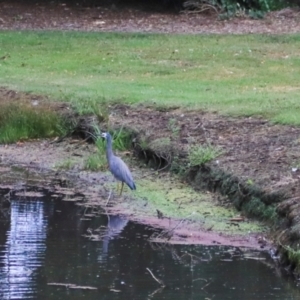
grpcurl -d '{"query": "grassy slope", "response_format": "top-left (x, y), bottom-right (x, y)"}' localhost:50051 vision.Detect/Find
top-left (0, 31), bottom-right (300, 123)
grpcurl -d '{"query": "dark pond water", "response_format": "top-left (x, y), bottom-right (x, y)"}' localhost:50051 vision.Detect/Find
top-left (0, 188), bottom-right (300, 300)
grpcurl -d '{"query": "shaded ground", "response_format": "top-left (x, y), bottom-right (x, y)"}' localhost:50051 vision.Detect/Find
top-left (1, 0), bottom-right (300, 34)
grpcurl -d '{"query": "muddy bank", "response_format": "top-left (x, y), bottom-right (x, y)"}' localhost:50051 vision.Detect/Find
top-left (0, 88), bottom-right (269, 250)
top-left (108, 104), bottom-right (300, 275)
top-left (0, 136), bottom-right (268, 250)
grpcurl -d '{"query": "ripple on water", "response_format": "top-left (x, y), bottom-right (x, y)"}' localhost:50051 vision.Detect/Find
top-left (0, 200), bottom-right (48, 299)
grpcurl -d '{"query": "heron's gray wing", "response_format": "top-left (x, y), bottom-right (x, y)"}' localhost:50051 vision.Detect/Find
top-left (110, 156), bottom-right (136, 190)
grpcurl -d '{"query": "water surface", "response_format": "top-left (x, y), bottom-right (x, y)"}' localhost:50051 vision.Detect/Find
top-left (0, 189), bottom-right (299, 300)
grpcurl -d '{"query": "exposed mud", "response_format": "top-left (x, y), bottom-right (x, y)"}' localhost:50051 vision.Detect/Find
top-left (0, 138), bottom-right (268, 250)
top-left (111, 104), bottom-right (300, 195)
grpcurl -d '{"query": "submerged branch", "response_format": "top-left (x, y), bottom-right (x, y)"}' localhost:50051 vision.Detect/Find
top-left (47, 282), bottom-right (97, 290)
top-left (146, 268), bottom-right (166, 287)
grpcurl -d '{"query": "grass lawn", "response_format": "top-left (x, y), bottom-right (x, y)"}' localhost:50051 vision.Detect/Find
top-left (0, 31), bottom-right (300, 124)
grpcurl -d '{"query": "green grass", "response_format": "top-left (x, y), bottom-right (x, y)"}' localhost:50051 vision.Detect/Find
top-left (188, 144), bottom-right (223, 166)
top-left (0, 102), bottom-right (68, 143)
top-left (243, 196), bottom-right (278, 222)
top-left (85, 153), bottom-right (107, 171)
top-left (1, 31), bottom-right (300, 123)
top-left (84, 127), bottom-right (133, 171)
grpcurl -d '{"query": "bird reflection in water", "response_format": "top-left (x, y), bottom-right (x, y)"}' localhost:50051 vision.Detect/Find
top-left (98, 214), bottom-right (128, 262)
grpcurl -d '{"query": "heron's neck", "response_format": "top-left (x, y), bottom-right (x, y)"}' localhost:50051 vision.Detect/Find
top-left (106, 135), bottom-right (114, 161)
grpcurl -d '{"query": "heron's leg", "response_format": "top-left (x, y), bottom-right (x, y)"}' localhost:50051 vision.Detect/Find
top-left (116, 181), bottom-right (119, 194)
top-left (105, 189), bottom-right (112, 206)
top-left (115, 180), bottom-right (121, 195)
top-left (119, 182), bottom-right (124, 196)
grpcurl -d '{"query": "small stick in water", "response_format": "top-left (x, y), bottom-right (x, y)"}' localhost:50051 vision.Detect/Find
top-left (146, 268), bottom-right (166, 287)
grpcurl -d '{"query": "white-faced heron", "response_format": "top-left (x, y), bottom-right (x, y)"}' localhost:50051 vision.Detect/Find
top-left (101, 132), bottom-right (136, 196)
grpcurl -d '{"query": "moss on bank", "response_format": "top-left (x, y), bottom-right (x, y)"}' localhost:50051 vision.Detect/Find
top-left (185, 165), bottom-right (281, 224)
top-left (132, 173), bottom-right (265, 235)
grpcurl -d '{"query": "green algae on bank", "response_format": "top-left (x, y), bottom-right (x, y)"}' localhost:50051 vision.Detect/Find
top-left (128, 172), bottom-right (267, 236)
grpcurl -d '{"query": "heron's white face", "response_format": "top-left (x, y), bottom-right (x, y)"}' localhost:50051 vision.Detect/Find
top-left (101, 132), bottom-right (108, 139)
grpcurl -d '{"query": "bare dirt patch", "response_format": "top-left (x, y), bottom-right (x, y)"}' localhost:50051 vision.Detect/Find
top-left (111, 104), bottom-right (300, 196)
